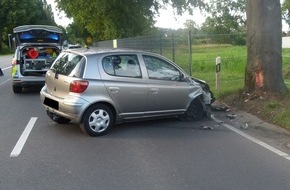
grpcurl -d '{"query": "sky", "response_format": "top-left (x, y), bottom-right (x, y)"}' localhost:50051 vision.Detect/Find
top-left (47, 0), bottom-right (288, 31)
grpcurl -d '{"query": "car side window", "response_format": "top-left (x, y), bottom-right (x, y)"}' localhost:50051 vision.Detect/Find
top-left (102, 55), bottom-right (141, 78)
top-left (143, 55), bottom-right (181, 81)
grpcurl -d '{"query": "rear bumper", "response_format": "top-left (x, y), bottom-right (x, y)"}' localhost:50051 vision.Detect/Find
top-left (12, 76), bottom-right (45, 88)
top-left (40, 86), bottom-right (90, 123)
top-left (13, 80), bottom-right (45, 87)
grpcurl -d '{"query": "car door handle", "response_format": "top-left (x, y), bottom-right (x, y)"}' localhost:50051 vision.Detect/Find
top-left (150, 88), bottom-right (159, 94)
top-left (108, 87), bottom-right (120, 93)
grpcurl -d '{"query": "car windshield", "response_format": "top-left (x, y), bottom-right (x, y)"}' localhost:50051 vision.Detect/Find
top-left (52, 53), bottom-right (86, 77)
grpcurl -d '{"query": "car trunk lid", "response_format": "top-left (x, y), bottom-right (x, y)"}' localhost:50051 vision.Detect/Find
top-left (45, 70), bottom-right (73, 98)
top-left (13, 25), bottom-right (63, 47)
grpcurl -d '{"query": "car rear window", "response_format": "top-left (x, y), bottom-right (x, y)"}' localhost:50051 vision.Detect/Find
top-left (52, 53), bottom-right (85, 78)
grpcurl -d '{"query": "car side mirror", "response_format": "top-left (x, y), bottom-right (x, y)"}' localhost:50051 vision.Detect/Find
top-left (180, 73), bottom-right (187, 81)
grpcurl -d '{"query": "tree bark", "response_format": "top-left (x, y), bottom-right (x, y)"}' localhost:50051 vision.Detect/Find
top-left (245, 0), bottom-right (288, 94)
top-left (0, 32), bottom-right (2, 52)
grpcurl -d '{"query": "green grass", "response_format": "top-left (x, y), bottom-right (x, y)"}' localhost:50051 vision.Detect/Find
top-left (172, 44), bottom-right (247, 96)
top-left (168, 44), bottom-right (290, 130)
top-left (261, 96), bottom-right (290, 129)
top-left (168, 44), bottom-right (290, 97)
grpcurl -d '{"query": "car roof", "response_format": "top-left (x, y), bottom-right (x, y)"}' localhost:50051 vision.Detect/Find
top-left (13, 25), bottom-right (63, 34)
top-left (62, 47), bottom-right (157, 56)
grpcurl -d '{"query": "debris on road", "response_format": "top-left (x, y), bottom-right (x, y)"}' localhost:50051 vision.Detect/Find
top-left (226, 114), bottom-right (237, 119)
top-left (201, 125), bottom-right (213, 130)
top-left (240, 123), bottom-right (249, 130)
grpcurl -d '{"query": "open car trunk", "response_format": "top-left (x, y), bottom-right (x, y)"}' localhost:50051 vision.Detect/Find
top-left (19, 46), bottom-right (60, 76)
top-left (13, 25), bottom-right (63, 77)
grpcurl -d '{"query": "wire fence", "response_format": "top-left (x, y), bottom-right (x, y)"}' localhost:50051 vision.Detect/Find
top-left (93, 31), bottom-right (248, 94)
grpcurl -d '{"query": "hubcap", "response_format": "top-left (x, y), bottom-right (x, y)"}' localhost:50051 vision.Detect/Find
top-left (88, 109), bottom-right (110, 133)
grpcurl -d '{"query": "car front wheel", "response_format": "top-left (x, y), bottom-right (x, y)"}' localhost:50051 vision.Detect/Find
top-left (80, 104), bottom-right (114, 137)
top-left (180, 98), bottom-right (204, 121)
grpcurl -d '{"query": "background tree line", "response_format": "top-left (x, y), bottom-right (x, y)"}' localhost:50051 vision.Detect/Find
top-left (0, 0), bottom-right (248, 51)
top-left (58, 0), bottom-right (248, 45)
top-left (0, 0), bottom-right (65, 53)
top-left (2, 0), bottom-right (290, 48)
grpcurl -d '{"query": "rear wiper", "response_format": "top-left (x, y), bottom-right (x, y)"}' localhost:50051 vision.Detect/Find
top-left (50, 68), bottom-right (59, 79)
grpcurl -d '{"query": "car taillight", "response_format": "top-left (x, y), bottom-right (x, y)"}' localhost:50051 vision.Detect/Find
top-left (69, 80), bottom-right (89, 93)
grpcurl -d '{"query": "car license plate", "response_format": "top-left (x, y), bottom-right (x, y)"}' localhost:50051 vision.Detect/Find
top-left (44, 97), bottom-right (59, 110)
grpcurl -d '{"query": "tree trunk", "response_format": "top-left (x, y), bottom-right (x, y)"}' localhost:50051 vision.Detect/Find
top-left (0, 32), bottom-right (3, 52)
top-left (245, 0), bottom-right (288, 94)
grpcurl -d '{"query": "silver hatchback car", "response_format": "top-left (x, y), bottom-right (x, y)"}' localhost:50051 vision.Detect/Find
top-left (40, 48), bottom-right (214, 136)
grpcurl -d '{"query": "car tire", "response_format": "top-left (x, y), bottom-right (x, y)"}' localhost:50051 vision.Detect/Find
top-left (46, 110), bottom-right (71, 124)
top-left (180, 98), bottom-right (204, 121)
top-left (80, 104), bottom-right (114, 137)
top-left (13, 86), bottom-right (22, 94)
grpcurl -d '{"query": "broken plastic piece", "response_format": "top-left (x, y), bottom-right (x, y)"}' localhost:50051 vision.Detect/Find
top-left (201, 125), bottom-right (213, 130)
top-left (226, 114), bottom-right (237, 119)
top-left (240, 123), bottom-right (248, 130)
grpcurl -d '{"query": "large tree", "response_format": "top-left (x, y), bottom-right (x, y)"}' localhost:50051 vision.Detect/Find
top-left (245, 0), bottom-right (288, 94)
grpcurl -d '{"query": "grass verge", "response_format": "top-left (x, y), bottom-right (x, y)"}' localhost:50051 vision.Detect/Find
top-left (178, 44), bottom-right (290, 131)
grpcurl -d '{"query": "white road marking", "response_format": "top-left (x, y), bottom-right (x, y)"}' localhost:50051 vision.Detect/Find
top-left (0, 66), bottom-right (12, 86)
top-left (10, 117), bottom-right (37, 157)
top-left (2, 66), bottom-right (12, 71)
top-left (0, 78), bottom-right (11, 85)
top-left (211, 115), bottom-right (290, 161)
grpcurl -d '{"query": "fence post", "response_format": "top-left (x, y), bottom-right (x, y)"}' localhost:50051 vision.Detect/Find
top-left (216, 57), bottom-right (221, 90)
top-left (172, 33), bottom-right (175, 62)
top-left (159, 33), bottom-right (163, 55)
top-left (188, 30), bottom-right (192, 76)
top-left (113, 39), bottom-right (118, 48)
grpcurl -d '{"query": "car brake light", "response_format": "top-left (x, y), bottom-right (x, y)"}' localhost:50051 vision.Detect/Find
top-left (69, 80), bottom-right (89, 93)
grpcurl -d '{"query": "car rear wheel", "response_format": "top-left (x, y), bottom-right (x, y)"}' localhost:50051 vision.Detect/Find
top-left (46, 110), bottom-right (71, 124)
top-left (80, 104), bottom-right (114, 137)
top-left (13, 86), bottom-right (22, 93)
top-left (180, 98), bottom-right (204, 121)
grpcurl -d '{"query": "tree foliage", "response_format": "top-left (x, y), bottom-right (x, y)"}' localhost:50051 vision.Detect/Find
top-left (202, 0), bottom-right (245, 33)
top-left (0, 0), bottom-right (57, 51)
top-left (200, 0), bottom-right (246, 44)
top-left (55, 0), bottom-right (208, 41)
top-left (282, 0), bottom-right (290, 30)
top-left (66, 20), bottom-right (91, 45)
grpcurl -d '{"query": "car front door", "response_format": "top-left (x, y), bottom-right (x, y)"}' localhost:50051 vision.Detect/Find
top-left (142, 55), bottom-right (190, 116)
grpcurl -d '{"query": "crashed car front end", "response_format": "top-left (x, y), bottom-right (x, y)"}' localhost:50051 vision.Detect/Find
top-left (188, 77), bottom-right (215, 118)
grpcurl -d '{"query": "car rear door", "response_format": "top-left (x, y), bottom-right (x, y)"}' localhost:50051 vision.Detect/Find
top-left (99, 54), bottom-right (148, 119)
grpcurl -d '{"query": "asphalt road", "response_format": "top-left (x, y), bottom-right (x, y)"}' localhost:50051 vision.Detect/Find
top-left (1, 54), bottom-right (290, 190)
